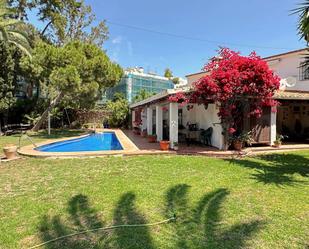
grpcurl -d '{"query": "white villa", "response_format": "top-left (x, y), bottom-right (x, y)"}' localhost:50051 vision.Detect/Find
top-left (130, 48), bottom-right (309, 150)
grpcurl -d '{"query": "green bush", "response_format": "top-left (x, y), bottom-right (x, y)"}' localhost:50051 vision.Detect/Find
top-left (106, 94), bottom-right (129, 128)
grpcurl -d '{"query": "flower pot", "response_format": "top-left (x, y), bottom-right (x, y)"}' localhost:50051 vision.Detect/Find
top-left (141, 131), bottom-right (147, 137)
top-left (233, 140), bottom-right (243, 151)
top-left (160, 141), bottom-right (170, 150)
top-left (273, 142), bottom-right (281, 148)
top-left (133, 128), bottom-right (140, 135)
top-left (3, 144), bottom-right (17, 159)
top-left (148, 135), bottom-right (157, 143)
top-left (173, 146), bottom-right (179, 151)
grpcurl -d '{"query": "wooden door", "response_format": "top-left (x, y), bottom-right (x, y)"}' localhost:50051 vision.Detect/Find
top-left (244, 107), bottom-right (271, 144)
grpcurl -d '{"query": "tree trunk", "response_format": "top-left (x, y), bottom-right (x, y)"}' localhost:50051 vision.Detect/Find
top-left (31, 92), bottom-right (64, 132)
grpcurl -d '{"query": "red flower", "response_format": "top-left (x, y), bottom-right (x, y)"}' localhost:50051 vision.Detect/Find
top-left (168, 92), bottom-right (188, 103)
top-left (188, 47), bottom-right (280, 136)
top-left (228, 127), bottom-right (236, 134)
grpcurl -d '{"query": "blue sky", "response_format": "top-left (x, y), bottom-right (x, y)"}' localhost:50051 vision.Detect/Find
top-left (31, 0), bottom-right (307, 77)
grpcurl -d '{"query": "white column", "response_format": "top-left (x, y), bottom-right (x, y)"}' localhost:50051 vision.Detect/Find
top-left (270, 109), bottom-right (277, 145)
top-left (147, 107), bottom-right (153, 135)
top-left (169, 102), bottom-right (178, 149)
top-left (141, 108), bottom-right (147, 131)
top-left (156, 105), bottom-right (163, 141)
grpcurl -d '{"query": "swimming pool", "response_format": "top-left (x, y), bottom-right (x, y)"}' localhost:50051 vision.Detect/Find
top-left (36, 132), bottom-right (123, 152)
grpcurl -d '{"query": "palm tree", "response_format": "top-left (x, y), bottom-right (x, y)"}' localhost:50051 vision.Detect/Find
top-left (293, 1), bottom-right (309, 43)
top-left (0, 0), bottom-right (31, 57)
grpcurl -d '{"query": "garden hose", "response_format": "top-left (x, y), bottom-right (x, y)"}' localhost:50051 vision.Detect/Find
top-left (28, 214), bottom-right (176, 249)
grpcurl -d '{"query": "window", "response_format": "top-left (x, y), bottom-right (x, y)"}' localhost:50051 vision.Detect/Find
top-left (299, 62), bottom-right (309, 80)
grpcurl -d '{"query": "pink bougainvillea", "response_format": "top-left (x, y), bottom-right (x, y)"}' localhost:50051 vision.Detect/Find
top-left (162, 106), bottom-right (168, 112)
top-left (168, 92), bottom-right (189, 107)
top-left (192, 48), bottom-right (280, 146)
top-left (168, 48), bottom-right (280, 148)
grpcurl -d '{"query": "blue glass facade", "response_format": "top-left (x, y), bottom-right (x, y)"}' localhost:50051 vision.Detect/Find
top-left (104, 73), bottom-right (174, 103)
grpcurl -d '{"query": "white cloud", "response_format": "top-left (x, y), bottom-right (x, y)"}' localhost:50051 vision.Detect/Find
top-left (112, 36), bottom-right (122, 44)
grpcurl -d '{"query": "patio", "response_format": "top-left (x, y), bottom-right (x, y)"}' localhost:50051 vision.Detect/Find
top-left (14, 129), bottom-right (309, 159)
top-left (122, 129), bottom-right (309, 157)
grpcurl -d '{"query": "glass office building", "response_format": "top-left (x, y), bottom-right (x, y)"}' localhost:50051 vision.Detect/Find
top-left (104, 68), bottom-right (174, 103)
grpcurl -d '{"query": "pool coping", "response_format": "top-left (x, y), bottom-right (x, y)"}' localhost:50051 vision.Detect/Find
top-left (18, 129), bottom-right (139, 158)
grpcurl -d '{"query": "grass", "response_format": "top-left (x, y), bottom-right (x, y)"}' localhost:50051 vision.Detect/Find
top-left (0, 131), bottom-right (308, 248)
top-left (0, 129), bottom-right (85, 149)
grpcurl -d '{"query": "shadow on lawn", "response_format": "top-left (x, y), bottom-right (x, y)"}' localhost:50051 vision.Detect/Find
top-left (39, 194), bottom-right (109, 249)
top-left (36, 187), bottom-right (264, 249)
top-left (165, 184), bottom-right (264, 249)
top-left (226, 153), bottom-right (309, 186)
top-left (37, 193), bottom-right (154, 249)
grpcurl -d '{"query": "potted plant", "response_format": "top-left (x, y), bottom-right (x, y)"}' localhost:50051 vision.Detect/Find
top-left (273, 134), bottom-right (286, 148)
top-left (231, 131), bottom-right (254, 151)
top-left (141, 129), bottom-right (147, 137)
top-left (173, 142), bottom-right (179, 151)
top-left (133, 127), bottom-right (141, 135)
top-left (148, 134), bottom-right (157, 143)
top-left (160, 140), bottom-right (170, 150)
top-left (3, 144), bottom-right (17, 159)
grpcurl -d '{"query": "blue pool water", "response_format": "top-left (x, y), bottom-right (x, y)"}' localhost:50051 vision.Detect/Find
top-left (36, 132), bottom-right (123, 152)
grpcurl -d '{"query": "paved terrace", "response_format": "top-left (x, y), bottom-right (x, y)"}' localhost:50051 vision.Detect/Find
top-left (122, 130), bottom-right (309, 157)
top-left (16, 129), bottom-right (309, 158)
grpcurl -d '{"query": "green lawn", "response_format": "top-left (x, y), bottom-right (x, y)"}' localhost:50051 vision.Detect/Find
top-left (0, 132), bottom-right (308, 249)
top-left (0, 129), bottom-right (85, 150)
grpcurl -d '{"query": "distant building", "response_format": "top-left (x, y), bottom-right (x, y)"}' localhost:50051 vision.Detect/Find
top-left (101, 67), bottom-right (175, 103)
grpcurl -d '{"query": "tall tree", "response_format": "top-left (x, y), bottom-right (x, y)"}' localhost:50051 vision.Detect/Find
top-left (0, 0), bottom-right (31, 56)
top-left (0, 41), bottom-right (15, 114)
top-left (21, 40), bottom-right (123, 131)
top-left (7, 0), bottom-right (34, 20)
top-left (8, 0), bottom-right (109, 46)
top-left (164, 68), bottom-right (173, 79)
top-left (0, 41), bottom-right (26, 133)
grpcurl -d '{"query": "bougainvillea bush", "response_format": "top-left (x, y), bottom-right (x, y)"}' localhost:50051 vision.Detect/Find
top-left (170, 48), bottom-right (280, 149)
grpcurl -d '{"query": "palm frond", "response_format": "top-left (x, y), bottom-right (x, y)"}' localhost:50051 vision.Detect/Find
top-left (0, 19), bottom-right (20, 27)
top-left (0, 26), bottom-right (8, 41)
top-left (0, 1), bottom-right (32, 57)
top-left (8, 39), bottom-right (32, 58)
top-left (292, 1), bottom-right (309, 41)
top-left (7, 29), bottom-right (30, 44)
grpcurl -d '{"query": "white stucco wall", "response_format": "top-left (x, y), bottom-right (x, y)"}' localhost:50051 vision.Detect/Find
top-left (266, 50), bottom-right (309, 92)
top-left (180, 103), bottom-right (224, 150)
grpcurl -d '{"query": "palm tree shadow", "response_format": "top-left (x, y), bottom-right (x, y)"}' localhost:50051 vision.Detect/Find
top-left (165, 186), bottom-right (265, 249)
top-left (36, 193), bottom-right (155, 249)
top-left (226, 153), bottom-right (309, 186)
top-left (112, 192), bottom-right (155, 249)
top-left (38, 194), bottom-right (109, 249)
top-left (198, 189), bottom-right (264, 249)
top-left (165, 184), bottom-right (191, 249)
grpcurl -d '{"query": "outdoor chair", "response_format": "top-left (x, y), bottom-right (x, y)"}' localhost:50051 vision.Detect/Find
top-left (2, 124), bottom-right (31, 136)
top-left (200, 127), bottom-right (213, 146)
top-left (2, 125), bottom-right (14, 135)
